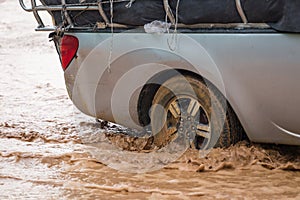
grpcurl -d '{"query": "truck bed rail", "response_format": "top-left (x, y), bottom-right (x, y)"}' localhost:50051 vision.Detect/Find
top-left (19, 0), bottom-right (271, 32)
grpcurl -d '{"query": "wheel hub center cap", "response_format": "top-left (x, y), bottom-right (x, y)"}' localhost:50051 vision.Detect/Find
top-left (179, 113), bottom-right (197, 145)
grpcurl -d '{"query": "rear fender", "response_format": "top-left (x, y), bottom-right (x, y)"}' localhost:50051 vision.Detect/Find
top-left (65, 33), bottom-right (226, 130)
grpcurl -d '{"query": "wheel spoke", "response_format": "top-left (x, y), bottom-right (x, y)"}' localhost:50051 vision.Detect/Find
top-left (166, 127), bottom-right (177, 136)
top-left (190, 140), bottom-right (196, 149)
top-left (187, 99), bottom-right (200, 116)
top-left (196, 130), bottom-right (210, 139)
top-left (166, 127), bottom-right (178, 141)
top-left (197, 124), bottom-right (210, 132)
top-left (168, 101), bottom-right (181, 118)
top-left (196, 124), bottom-right (210, 138)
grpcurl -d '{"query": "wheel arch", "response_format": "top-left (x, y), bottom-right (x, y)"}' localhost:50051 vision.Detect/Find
top-left (138, 69), bottom-right (247, 141)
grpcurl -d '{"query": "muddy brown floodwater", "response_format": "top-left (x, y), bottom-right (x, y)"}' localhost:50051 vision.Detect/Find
top-left (1, 1), bottom-right (300, 199)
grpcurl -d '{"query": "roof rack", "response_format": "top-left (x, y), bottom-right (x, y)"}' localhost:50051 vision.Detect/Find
top-left (19, 0), bottom-right (271, 32)
top-left (19, 0), bottom-right (123, 30)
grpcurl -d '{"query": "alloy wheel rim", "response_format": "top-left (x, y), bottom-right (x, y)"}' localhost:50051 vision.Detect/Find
top-left (163, 95), bottom-right (211, 149)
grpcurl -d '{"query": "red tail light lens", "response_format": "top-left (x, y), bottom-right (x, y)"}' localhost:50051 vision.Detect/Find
top-left (60, 35), bottom-right (79, 70)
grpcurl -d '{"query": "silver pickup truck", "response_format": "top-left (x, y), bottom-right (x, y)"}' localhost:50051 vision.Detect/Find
top-left (20, 0), bottom-right (300, 149)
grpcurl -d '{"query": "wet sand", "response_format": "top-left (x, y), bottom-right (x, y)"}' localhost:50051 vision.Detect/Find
top-left (1, 1), bottom-right (300, 199)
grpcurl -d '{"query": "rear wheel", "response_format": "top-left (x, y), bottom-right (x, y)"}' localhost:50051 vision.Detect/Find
top-left (146, 74), bottom-right (244, 149)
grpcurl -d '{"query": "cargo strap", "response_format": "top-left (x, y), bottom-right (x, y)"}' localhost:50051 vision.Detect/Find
top-left (61, 0), bottom-right (74, 27)
top-left (97, 0), bottom-right (109, 26)
top-left (163, 0), bottom-right (175, 24)
top-left (235, 0), bottom-right (248, 24)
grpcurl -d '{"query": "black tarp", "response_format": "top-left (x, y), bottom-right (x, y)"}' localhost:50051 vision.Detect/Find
top-left (42, 0), bottom-right (300, 32)
top-left (42, 0), bottom-right (166, 26)
top-left (269, 1), bottom-right (300, 32)
top-left (169, 0), bottom-right (283, 24)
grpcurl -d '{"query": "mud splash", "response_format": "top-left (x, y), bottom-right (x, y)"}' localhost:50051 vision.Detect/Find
top-left (1, 135), bottom-right (299, 199)
top-left (83, 120), bottom-right (300, 172)
top-left (1, 1), bottom-right (300, 199)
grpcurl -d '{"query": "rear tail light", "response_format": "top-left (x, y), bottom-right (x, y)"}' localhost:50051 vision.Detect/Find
top-left (60, 35), bottom-right (79, 70)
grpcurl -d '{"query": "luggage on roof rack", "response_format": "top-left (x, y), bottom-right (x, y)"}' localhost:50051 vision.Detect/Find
top-left (19, 0), bottom-right (300, 33)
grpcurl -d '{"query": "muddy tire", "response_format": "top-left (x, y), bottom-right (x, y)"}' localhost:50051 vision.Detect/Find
top-left (147, 74), bottom-right (244, 149)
